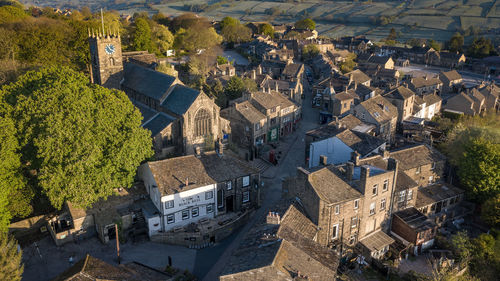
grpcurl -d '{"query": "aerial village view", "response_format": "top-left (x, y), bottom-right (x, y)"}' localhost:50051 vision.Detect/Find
top-left (0, 0), bottom-right (499, 280)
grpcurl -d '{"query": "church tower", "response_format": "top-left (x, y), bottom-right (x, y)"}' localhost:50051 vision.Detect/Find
top-left (88, 28), bottom-right (123, 89)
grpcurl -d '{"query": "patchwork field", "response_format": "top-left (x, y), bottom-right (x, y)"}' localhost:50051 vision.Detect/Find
top-left (20, 0), bottom-right (500, 43)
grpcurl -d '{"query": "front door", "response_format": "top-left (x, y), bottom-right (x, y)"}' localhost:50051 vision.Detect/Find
top-left (225, 196), bottom-right (234, 212)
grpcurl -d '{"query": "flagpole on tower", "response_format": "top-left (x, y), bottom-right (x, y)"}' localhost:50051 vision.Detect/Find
top-left (101, 8), bottom-right (105, 36)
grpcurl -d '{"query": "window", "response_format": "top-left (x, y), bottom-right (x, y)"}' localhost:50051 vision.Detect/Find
top-left (431, 162), bottom-right (436, 170)
top-left (398, 191), bottom-right (406, 203)
top-left (205, 191), bottom-right (213, 200)
top-left (380, 198), bottom-right (386, 210)
top-left (194, 109), bottom-right (212, 137)
top-left (332, 224), bottom-right (339, 239)
top-left (227, 181), bottom-right (232, 190)
top-left (416, 166), bottom-right (421, 174)
top-left (408, 189), bottom-right (413, 200)
top-left (351, 217), bottom-right (357, 228)
top-left (354, 199), bottom-right (359, 209)
top-left (431, 204), bottom-right (436, 212)
top-left (165, 200), bottom-right (174, 209)
top-left (370, 202), bottom-right (376, 215)
top-left (335, 205), bottom-right (340, 215)
top-left (372, 184), bottom-right (378, 196)
top-left (192, 207), bottom-right (199, 217)
top-left (182, 210), bottom-right (189, 220)
top-left (242, 176), bottom-right (250, 187)
top-left (383, 180), bottom-right (388, 191)
top-left (206, 204), bottom-right (213, 213)
top-left (428, 176), bottom-right (434, 184)
top-left (443, 199), bottom-right (448, 208)
top-left (255, 123), bottom-right (261, 131)
top-left (217, 189), bottom-right (224, 208)
top-left (166, 214), bottom-right (175, 224)
top-left (242, 191), bottom-right (250, 203)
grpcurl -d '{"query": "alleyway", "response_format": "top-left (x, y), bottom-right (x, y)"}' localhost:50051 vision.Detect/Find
top-left (200, 70), bottom-right (320, 280)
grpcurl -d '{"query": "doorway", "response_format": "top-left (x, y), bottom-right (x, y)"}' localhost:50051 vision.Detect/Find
top-left (107, 225), bottom-right (116, 240)
top-left (225, 196), bottom-right (234, 212)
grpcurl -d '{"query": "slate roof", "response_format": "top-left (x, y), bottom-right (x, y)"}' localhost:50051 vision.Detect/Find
top-left (282, 63), bottom-right (303, 77)
top-left (335, 91), bottom-right (356, 101)
top-left (366, 55), bottom-right (392, 65)
top-left (335, 130), bottom-right (386, 156)
top-left (277, 204), bottom-right (318, 241)
top-left (359, 230), bottom-right (394, 252)
top-left (262, 79), bottom-right (293, 91)
top-left (220, 265), bottom-right (291, 281)
top-left (440, 70), bottom-right (462, 82)
top-left (306, 115), bottom-right (368, 139)
top-left (235, 101), bottom-right (266, 124)
top-left (146, 152), bottom-right (258, 196)
top-left (52, 255), bottom-right (171, 281)
top-left (345, 69), bottom-right (371, 84)
top-left (411, 77), bottom-right (442, 88)
top-left (308, 167), bottom-right (362, 204)
top-left (251, 91), bottom-right (282, 110)
top-left (359, 95), bottom-right (398, 123)
top-left (131, 99), bottom-right (157, 123)
top-left (122, 63), bottom-right (176, 102)
top-left (385, 86), bottom-right (415, 100)
top-left (422, 94), bottom-right (442, 106)
top-left (389, 144), bottom-right (446, 171)
top-left (357, 155), bottom-right (418, 192)
top-left (160, 84), bottom-right (201, 116)
top-left (142, 112), bottom-right (176, 137)
top-left (416, 183), bottom-right (464, 208)
top-left (394, 207), bottom-right (436, 232)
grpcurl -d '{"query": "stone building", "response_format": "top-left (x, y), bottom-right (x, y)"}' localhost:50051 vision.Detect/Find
top-left (284, 158), bottom-right (399, 259)
top-left (88, 31), bottom-right (229, 157)
top-left (439, 70), bottom-right (463, 94)
top-left (353, 95), bottom-right (398, 143)
top-left (220, 101), bottom-right (268, 148)
top-left (391, 207), bottom-right (438, 255)
top-left (408, 76), bottom-right (443, 95)
top-left (383, 86), bottom-right (416, 124)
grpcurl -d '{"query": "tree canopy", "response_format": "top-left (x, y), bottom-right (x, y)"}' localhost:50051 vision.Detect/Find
top-left (467, 37), bottom-right (497, 58)
top-left (447, 32), bottom-right (464, 53)
top-left (0, 67), bottom-right (153, 210)
top-left (224, 76), bottom-right (256, 101)
top-left (302, 44), bottom-right (319, 60)
top-left (174, 26), bottom-right (222, 53)
top-left (294, 18), bottom-right (316, 30)
top-left (481, 194), bottom-right (500, 227)
top-left (132, 17), bottom-right (154, 52)
top-left (259, 23), bottom-right (274, 38)
top-left (0, 232), bottom-right (23, 281)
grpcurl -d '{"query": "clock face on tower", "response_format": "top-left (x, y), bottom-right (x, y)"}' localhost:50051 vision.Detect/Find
top-left (105, 44), bottom-right (116, 55)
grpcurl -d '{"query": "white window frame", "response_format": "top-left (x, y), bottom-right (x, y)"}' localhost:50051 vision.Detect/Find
top-left (335, 205), bottom-right (340, 215)
top-left (383, 180), bottom-right (388, 191)
top-left (416, 166), bottom-right (421, 174)
top-left (192, 207), bottom-right (199, 217)
top-left (165, 200), bottom-right (174, 209)
top-left (227, 181), bottom-right (232, 190)
top-left (428, 176), bottom-right (434, 184)
top-left (182, 210), bottom-right (190, 220)
top-left (351, 217), bottom-right (357, 229)
top-left (166, 214), bottom-right (175, 224)
top-left (372, 184), bottom-right (378, 196)
top-left (408, 189), bottom-right (413, 200)
top-left (354, 199), bottom-right (359, 209)
top-left (380, 198), bottom-right (386, 210)
top-left (205, 191), bottom-right (213, 200)
top-left (242, 176), bottom-right (250, 187)
top-left (332, 224), bottom-right (339, 239)
top-left (242, 191), bottom-right (250, 203)
top-left (399, 191), bottom-right (406, 203)
top-left (370, 202), bottom-right (376, 215)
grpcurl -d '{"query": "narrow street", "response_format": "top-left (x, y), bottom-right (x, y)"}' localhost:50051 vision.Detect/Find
top-left (199, 70), bottom-right (319, 281)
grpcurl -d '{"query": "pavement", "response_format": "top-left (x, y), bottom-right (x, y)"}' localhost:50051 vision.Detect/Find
top-left (21, 236), bottom-right (196, 281)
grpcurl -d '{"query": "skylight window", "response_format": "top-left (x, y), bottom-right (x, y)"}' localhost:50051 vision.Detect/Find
top-left (373, 112), bottom-right (380, 118)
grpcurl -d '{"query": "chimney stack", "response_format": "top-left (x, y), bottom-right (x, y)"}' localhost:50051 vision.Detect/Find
top-left (351, 151), bottom-right (360, 166)
top-left (185, 178), bottom-right (189, 187)
top-left (346, 162), bottom-right (354, 181)
top-left (360, 166), bottom-right (370, 183)
top-left (388, 157), bottom-right (398, 172)
top-left (319, 155), bottom-right (328, 166)
top-left (252, 69), bottom-right (256, 80)
top-left (275, 81), bottom-right (279, 92)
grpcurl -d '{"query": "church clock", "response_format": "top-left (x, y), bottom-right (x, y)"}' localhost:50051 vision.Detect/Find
top-left (105, 44), bottom-right (116, 55)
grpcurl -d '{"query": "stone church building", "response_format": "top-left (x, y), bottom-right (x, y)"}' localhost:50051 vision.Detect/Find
top-left (88, 31), bottom-right (229, 157)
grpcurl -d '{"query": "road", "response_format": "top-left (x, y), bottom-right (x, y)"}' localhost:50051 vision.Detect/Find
top-left (395, 63), bottom-right (500, 87)
top-left (200, 67), bottom-right (319, 281)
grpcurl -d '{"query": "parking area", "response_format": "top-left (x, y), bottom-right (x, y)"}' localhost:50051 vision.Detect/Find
top-left (22, 236), bottom-right (196, 281)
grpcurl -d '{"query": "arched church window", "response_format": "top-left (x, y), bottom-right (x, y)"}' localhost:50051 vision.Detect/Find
top-left (195, 109), bottom-right (211, 137)
top-left (109, 57), bottom-right (115, 66)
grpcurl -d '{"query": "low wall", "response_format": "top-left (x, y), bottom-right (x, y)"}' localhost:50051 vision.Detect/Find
top-left (9, 215), bottom-right (52, 246)
top-left (151, 211), bottom-right (252, 247)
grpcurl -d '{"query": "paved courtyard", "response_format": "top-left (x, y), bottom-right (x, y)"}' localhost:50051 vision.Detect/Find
top-left (22, 236), bottom-right (196, 281)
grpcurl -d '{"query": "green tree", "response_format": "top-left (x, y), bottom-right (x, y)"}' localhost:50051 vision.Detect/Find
top-left (216, 56), bottom-right (228, 65)
top-left (294, 18), bottom-right (316, 30)
top-left (0, 67), bottom-right (153, 209)
top-left (151, 23), bottom-right (174, 56)
top-left (222, 23), bottom-right (252, 43)
top-left (0, 5), bottom-right (26, 24)
top-left (170, 13), bottom-right (210, 32)
top-left (481, 194), bottom-right (500, 227)
top-left (450, 231), bottom-right (473, 264)
top-left (467, 37), bottom-right (496, 58)
top-left (132, 17), bottom-right (154, 52)
top-left (448, 32), bottom-right (464, 53)
top-left (428, 39), bottom-right (441, 51)
top-left (174, 26), bottom-right (222, 53)
top-left (219, 16), bottom-right (240, 30)
top-left (259, 23), bottom-right (274, 38)
top-left (457, 138), bottom-right (500, 203)
top-left (224, 76), bottom-right (246, 100)
top-left (387, 27), bottom-right (397, 41)
top-left (0, 233), bottom-right (23, 281)
top-left (156, 63), bottom-right (177, 76)
top-left (340, 53), bottom-right (357, 74)
top-left (302, 44), bottom-right (319, 60)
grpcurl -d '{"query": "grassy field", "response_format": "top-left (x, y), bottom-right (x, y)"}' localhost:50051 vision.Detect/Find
top-left (19, 0), bottom-right (500, 43)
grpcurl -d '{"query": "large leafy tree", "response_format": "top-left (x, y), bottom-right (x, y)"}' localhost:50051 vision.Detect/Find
top-left (448, 32), bottom-right (464, 53)
top-left (294, 18), bottom-right (316, 30)
top-left (132, 17), bottom-right (153, 52)
top-left (0, 232), bottom-right (23, 281)
top-left (0, 67), bottom-right (153, 210)
top-left (457, 138), bottom-right (499, 203)
top-left (467, 37), bottom-right (496, 58)
top-left (174, 26), bottom-right (222, 53)
top-left (481, 194), bottom-right (500, 227)
top-left (259, 23), bottom-right (274, 38)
